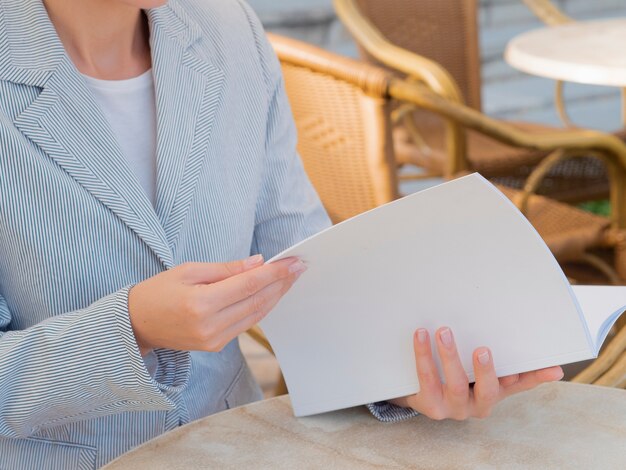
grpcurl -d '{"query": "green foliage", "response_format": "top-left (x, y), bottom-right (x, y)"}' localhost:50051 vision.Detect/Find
top-left (578, 200), bottom-right (611, 217)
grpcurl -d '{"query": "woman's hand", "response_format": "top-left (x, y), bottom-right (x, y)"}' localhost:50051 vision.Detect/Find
top-left (128, 255), bottom-right (306, 356)
top-left (390, 327), bottom-right (564, 420)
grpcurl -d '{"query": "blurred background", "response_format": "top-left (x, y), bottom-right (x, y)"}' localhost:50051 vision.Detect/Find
top-left (248, 0), bottom-right (626, 132)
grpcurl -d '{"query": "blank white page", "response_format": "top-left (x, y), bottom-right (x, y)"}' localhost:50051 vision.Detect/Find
top-left (572, 285), bottom-right (626, 352)
top-left (260, 174), bottom-right (592, 417)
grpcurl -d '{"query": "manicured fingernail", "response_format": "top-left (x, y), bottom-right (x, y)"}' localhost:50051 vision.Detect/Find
top-left (245, 254), bottom-right (263, 268)
top-left (439, 328), bottom-right (453, 348)
top-left (416, 329), bottom-right (427, 344)
top-left (478, 349), bottom-right (490, 365)
top-left (289, 259), bottom-right (307, 275)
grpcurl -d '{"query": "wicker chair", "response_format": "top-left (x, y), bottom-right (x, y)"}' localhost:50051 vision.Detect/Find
top-left (268, 33), bottom-right (626, 387)
top-left (333, 0), bottom-right (616, 203)
top-left (573, 324), bottom-right (626, 388)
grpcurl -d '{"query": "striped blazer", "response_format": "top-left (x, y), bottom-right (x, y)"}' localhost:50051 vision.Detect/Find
top-left (0, 0), bottom-right (331, 467)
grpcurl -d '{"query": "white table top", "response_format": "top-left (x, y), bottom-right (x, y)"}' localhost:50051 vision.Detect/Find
top-left (104, 382), bottom-right (626, 469)
top-left (505, 18), bottom-right (626, 87)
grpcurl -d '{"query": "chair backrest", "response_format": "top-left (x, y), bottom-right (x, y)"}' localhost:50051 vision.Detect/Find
top-left (268, 34), bottom-right (399, 224)
top-left (352, 0), bottom-right (482, 110)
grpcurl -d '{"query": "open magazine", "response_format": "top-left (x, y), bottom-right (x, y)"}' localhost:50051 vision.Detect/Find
top-left (259, 174), bottom-right (626, 417)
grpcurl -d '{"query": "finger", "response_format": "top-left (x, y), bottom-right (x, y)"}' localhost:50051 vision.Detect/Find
top-left (180, 255), bottom-right (265, 284)
top-left (215, 271), bottom-right (299, 330)
top-left (408, 328), bottom-right (447, 419)
top-left (436, 327), bottom-right (470, 420)
top-left (203, 257), bottom-right (306, 310)
top-left (499, 374), bottom-right (520, 388)
top-left (471, 347), bottom-right (500, 418)
top-left (500, 366), bottom-right (564, 397)
top-left (216, 273), bottom-right (300, 348)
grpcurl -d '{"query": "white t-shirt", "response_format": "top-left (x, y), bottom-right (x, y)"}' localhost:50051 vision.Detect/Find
top-left (82, 70), bottom-right (157, 206)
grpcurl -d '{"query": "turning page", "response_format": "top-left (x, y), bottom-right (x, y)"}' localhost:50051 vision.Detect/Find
top-left (572, 285), bottom-right (626, 353)
top-left (260, 174), bottom-right (598, 417)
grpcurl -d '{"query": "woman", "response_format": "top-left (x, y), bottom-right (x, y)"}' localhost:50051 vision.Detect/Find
top-left (0, 0), bottom-right (563, 467)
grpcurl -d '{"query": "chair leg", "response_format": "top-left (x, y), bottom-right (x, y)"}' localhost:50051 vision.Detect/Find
top-left (572, 326), bottom-right (626, 384)
top-left (246, 326), bottom-right (274, 354)
top-left (274, 373), bottom-right (288, 396)
top-left (578, 253), bottom-right (623, 286)
top-left (245, 327), bottom-right (288, 397)
top-left (595, 350), bottom-right (626, 388)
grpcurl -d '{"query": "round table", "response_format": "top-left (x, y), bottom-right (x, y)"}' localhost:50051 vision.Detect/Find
top-left (505, 18), bottom-right (626, 127)
top-left (104, 382), bottom-right (626, 469)
top-left (505, 18), bottom-right (626, 87)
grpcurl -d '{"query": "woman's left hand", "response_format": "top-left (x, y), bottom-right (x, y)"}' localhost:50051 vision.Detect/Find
top-left (389, 327), bottom-right (564, 420)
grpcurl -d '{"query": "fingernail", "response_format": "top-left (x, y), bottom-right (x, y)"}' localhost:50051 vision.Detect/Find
top-left (245, 254), bottom-right (263, 268)
top-left (439, 328), bottom-right (453, 348)
top-left (478, 349), bottom-right (490, 365)
top-left (416, 328), bottom-right (427, 344)
top-left (289, 259), bottom-right (307, 275)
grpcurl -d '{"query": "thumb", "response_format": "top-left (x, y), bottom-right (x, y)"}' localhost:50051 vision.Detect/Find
top-left (183, 254), bottom-right (264, 284)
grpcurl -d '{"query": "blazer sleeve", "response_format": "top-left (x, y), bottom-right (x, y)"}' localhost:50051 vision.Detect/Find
top-left (236, 2), bottom-right (330, 260)
top-left (0, 288), bottom-right (190, 439)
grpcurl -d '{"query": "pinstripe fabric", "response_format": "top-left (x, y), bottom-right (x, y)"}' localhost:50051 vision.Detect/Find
top-left (366, 402), bottom-right (419, 422)
top-left (0, 0), bottom-right (330, 467)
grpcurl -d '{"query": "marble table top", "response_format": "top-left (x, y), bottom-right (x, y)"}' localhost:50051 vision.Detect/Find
top-left (505, 18), bottom-right (626, 87)
top-left (105, 382), bottom-right (626, 469)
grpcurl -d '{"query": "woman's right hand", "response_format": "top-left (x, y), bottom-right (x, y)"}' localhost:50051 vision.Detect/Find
top-left (128, 255), bottom-right (306, 356)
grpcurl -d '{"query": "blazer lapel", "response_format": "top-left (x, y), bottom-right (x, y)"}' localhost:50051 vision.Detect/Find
top-left (1, 0), bottom-right (222, 264)
top-left (13, 62), bottom-right (175, 268)
top-left (147, 6), bottom-right (226, 251)
top-left (2, 0), bottom-right (174, 268)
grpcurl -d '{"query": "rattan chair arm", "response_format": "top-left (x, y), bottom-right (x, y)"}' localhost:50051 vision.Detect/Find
top-left (246, 326), bottom-right (288, 396)
top-left (389, 79), bottom-right (626, 168)
top-left (595, 350), bottom-right (626, 388)
top-left (516, 148), bottom-right (626, 233)
top-left (513, 149), bottom-right (567, 213)
top-left (246, 326), bottom-right (274, 355)
top-left (333, 0), bottom-right (464, 103)
top-left (389, 78), bottom-right (626, 229)
top-left (522, 0), bottom-right (574, 26)
top-left (269, 32), bottom-right (468, 175)
top-left (268, 33), bottom-right (390, 99)
top-left (392, 104), bottom-right (435, 157)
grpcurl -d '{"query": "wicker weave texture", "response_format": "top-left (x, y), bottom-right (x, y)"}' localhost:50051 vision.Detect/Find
top-left (346, 0), bottom-right (610, 201)
top-left (355, 0), bottom-right (481, 109)
top-left (498, 186), bottom-right (608, 260)
top-left (281, 63), bottom-right (384, 223)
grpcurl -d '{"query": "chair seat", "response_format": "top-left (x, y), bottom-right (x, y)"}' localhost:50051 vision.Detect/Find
top-left (394, 118), bottom-right (617, 202)
top-left (497, 185), bottom-right (610, 261)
